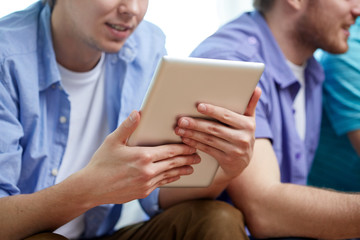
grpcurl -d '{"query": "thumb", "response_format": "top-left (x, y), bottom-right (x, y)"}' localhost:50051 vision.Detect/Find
top-left (111, 110), bottom-right (140, 145)
top-left (244, 86), bottom-right (262, 117)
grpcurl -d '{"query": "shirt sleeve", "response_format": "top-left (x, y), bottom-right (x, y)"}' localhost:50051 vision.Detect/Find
top-left (138, 188), bottom-right (161, 217)
top-left (320, 36), bottom-right (360, 136)
top-left (254, 75), bottom-right (273, 141)
top-left (0, 73), bottom-right (23, 198)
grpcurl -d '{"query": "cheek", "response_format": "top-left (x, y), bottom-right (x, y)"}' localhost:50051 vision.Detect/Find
top-left (319, 25), bottom-right (349, 53)
top-left (137, 8), bottom-right (148, 22)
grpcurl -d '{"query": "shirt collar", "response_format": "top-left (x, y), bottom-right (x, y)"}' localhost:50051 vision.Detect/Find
top-left (38, 3), bottom-right (61, 91)
top-left (251, 11), bottom-right (297, 89)
top-left (118, 34), bottom-right (137, 63)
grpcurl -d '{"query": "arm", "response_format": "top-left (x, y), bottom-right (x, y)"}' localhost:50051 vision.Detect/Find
top-left (0, 111), bottom-right (199, 240)
top-left (227, 138), bottom-right (360, 239)
top-left (159, 87), bottom-right (261, 208)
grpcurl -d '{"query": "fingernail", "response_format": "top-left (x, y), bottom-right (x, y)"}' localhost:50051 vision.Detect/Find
top-left (193, 155), bottom-right (201, 164)
top-left (187, 167), bottom-right (194, 174)
top-left (198, 103), bottom-right (206, 112)
top-left (180, 119), bottom-right (189, 127)
top-left (177, 128), bottom-right (185, 135)
top-left (129, 111), bottom-right (136, 122)
top-left (125, 111), bottom-right (137, 127)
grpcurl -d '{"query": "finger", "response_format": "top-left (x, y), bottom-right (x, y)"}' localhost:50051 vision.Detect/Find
top-left (181, 137), bottom-right (226, 162)
top-left (140, 158), bottom-right (197, 190)
top-left (176, 118), bottom-right (230, 143)
top-left (181, 137), bottom-right (251, 175)
top-left (152, 153), bottom-right (201, 174)
top-left (140, 144), bottom-right (197, 164)
top-left (244, 86), bottom-right (262, 117)
top-left (177, 116), bottom-right (255, 142)
top-left (152, 165), bottom-right (195, 188)
top-left (111, 110), bottom-right (140, 144)
top-left (176, 124), bottom-right (247, 151)
top-left (195, 103), bottom-right (249, 129)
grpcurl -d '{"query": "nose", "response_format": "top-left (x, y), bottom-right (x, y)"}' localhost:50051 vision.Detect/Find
top-left (351, 0), bottom-right (360, 18)
top-left (118, 0), bottom-right (140, 19)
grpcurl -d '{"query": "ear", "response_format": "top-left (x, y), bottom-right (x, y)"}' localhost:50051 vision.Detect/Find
top-left (286, 0), bottom-right (305, 10)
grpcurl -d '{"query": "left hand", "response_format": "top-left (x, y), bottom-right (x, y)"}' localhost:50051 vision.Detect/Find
top-left (174, 87), bottom-right (261, 180)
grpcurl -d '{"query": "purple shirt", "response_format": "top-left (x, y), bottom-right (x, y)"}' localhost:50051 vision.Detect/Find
top-left (191, 11), bottom-right (324, 185)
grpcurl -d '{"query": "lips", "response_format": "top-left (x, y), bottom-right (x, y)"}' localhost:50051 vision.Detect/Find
top-left (107, 23), bottom-right (129, 31)
top-left (342, 24), bottom-right (352, 37)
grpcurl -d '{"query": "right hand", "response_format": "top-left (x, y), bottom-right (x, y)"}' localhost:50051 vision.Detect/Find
top-left (78, 110), bottom-right (200, 206)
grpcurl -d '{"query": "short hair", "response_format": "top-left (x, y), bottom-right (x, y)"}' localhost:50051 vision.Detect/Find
top-left (42, 0), bottom-right (56, 9)
top-left (253, 0), bottom-right (276, 14)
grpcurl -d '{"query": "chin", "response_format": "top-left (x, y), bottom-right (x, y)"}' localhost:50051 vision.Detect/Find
top-left (328, 45), bottom-right (349, 54)
top-left (104, 46), bottom-right (124, 53)
top-left (99, 42), bottom-right (126, 53)
top-left (322, 41), bottom-right (349, 54)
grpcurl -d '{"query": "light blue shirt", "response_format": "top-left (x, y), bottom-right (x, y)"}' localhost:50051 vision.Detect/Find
top-left (308, 18), bottom-right (360, 192)
top-left (191, 11), bottom-right (324, 186)
top-left (0, 2), bottom-right (166, 238)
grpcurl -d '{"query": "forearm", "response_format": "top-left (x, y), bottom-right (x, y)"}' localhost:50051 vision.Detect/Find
top-left (0, 173), bottom-right (94, 240)
top-left (229, 181), bottom-right (360, 239)
top-left (228, 139), bottom-right (360, 239)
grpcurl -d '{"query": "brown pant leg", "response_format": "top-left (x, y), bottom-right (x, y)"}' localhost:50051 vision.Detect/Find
top-left (100, 199), bottom-right (248, 240)
top-left (23, 232), bottom-right (69, 240)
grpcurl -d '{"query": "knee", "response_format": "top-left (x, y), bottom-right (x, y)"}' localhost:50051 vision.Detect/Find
top-left (24, 233), bottom-right (69, 240)
top-left (196, 200), bottom-right (245, 226)
top-left (178, 199), bottom-right (245, 226)
top-left (155, 200), bottom-right (248, 240)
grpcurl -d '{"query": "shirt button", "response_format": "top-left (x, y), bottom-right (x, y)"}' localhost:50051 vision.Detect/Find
top-left (248, 36), bottom-right (257, 45)
top-left (124, 47), bottom-right (133, 56)
top-left (295, 152), bottom-right (302, 160)
top-left (51, 168), bottom-right (59, 177)
top-left (59, 116), bottom-right (67, 124)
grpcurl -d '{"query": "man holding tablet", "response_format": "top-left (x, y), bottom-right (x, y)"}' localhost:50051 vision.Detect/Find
top-left (0, 0), bottom-right (260, 239)
top-left (191, 0), bottom-right (360, 239)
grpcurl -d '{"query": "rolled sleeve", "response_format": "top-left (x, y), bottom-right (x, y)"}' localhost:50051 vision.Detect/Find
top-left (138, 188), bottom-right (161, 217)
top-left (254, 79), bottom-right (273, 141)
top-left (0, 79), bottom-right (23, 198)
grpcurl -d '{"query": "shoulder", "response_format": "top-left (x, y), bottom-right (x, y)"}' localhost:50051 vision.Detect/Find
top-left (191, 12), bottom-right (266, 62)
top-left (0, 2), bottom-right (45, 59)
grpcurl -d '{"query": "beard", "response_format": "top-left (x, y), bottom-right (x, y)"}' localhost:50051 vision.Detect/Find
top-left (293, 2), bottom-right (349, 54)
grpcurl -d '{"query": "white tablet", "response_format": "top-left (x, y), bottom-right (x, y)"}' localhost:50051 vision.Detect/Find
top-left (127, 56), bottom-right (264, 187)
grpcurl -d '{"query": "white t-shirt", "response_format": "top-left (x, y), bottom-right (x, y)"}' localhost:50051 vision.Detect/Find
top-left (286, 60), bottom-right (307, 141)
top-left (54, 53), bottom-right (108, 239)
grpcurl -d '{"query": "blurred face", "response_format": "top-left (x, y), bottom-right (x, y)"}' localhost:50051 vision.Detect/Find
top-left (56, 0), bottom-right (148, 53)
top-left (295, 0), bottom-right (360, 54)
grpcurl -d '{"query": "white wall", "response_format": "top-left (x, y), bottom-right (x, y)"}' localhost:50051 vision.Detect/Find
top-left (145, 0), bottom-right (253, 56)
top-left (0, 0), bottom-right (253, 56)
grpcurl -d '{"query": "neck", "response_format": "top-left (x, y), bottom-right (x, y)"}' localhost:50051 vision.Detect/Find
top-left (51, 5), bottom-right (102, 72)
top-left (264, 11), bottom-right (315, 65)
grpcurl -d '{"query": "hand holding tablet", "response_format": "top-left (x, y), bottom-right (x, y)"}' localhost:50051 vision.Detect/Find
top-left (127, 56), bottom-right (264, 187)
